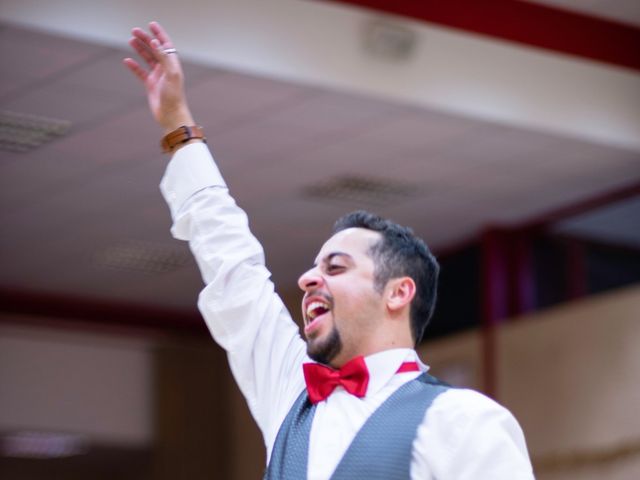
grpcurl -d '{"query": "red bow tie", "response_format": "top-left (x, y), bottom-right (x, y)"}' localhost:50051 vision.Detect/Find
top-left (303, 356), bottom-right (369, 404)
top-left (303, 356), bottom-right (420, 404)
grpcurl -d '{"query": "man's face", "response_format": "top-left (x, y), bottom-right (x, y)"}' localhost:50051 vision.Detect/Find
top-left (297, 227), bottom-right (385, 367)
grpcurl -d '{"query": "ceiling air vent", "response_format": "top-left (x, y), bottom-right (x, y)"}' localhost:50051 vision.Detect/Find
top-left (93, 241), bottom-right (192, 275)
top-left (302, 175), bottom-right (420, 208)
top-left (0, 110), bottom-right (71, 153)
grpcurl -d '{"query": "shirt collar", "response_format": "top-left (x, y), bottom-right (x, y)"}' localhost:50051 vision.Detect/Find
top-left (363, 348), bottom-right (429, 397)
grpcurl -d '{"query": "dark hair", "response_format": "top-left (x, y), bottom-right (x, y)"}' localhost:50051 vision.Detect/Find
top-left (333, 210), bottom-right (439, 345)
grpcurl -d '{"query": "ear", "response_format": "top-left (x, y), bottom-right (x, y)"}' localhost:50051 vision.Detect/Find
top-left (386, 277), bottom-right (416, 313)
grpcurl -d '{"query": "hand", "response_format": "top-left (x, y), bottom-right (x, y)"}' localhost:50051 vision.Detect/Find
top-left (123, 22), bottom-right (195, 133)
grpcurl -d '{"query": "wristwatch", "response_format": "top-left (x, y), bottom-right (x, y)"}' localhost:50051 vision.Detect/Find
top-left (161, 125), bottom-right (206, 153)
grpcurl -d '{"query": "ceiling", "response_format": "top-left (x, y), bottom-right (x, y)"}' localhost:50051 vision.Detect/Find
top-left (0, 1), bottom-right (639, 322)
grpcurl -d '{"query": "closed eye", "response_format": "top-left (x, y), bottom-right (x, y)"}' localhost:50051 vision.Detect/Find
top-left (326, 264), bottom-right (345, 274)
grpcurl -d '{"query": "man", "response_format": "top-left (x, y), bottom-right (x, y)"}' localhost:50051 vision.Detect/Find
top-left (124, 22), bottom-right (535, 479)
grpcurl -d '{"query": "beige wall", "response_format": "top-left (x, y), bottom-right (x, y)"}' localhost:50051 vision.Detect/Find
top-left (420, 284), bottom-right (640, 479)
top-left (0, 319), bottom-right (154, 447)
top-left (3, 284), bottom-right (639, 478)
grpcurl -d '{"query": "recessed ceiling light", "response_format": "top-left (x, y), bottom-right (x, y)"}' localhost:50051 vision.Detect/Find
top-left (0, 110), bottom-right (71, 153)
top-left (1, 431), bottom-right (88, 459)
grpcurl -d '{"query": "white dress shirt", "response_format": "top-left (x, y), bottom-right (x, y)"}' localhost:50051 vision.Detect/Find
top-left (160, 143), bottom-right (535, 480)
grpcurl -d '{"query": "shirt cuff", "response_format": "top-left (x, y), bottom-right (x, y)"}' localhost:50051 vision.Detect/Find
top-left (159, 142), bottom-right (227, 220)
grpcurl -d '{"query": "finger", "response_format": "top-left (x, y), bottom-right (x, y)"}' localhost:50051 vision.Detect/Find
top-left (132, 27), bottom-right (154, 46)
top-left (122, 58), bottom-right (148, 83)
top-left (148, 23), bottom-right (182, 72)
top-left (149, 38), bottom-right (169, 64)
top-left (131, 28), bottom-right (161, 57)
top-left (132, 26), bottom-right (179, 72)
top-left (149, 38), bottom-right (180, 70)
top-left (147, 62), bottom-right (164, 86)
top-left (149, 21), bottom-right (174, 48)
top-left (129, 37), bottom-right (157, 68)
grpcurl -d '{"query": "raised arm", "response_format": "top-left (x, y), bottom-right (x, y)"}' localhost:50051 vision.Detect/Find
top-left (123, 23), bottom-right (308, 452)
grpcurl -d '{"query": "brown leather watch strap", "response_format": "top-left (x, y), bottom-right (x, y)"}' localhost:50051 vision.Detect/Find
top-left (161, 125), bottom-right (206, 153)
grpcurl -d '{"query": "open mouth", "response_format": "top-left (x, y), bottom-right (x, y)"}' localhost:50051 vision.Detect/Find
top-left (304, 299), bottom-right (331, 336)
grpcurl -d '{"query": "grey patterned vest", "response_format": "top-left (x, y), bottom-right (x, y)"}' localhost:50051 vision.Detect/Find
top-left (264, 372), bottom-right (450, 480)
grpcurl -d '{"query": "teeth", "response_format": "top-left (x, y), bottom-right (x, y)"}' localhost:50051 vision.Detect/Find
top-left (306, 301), bottom-right (330, 320)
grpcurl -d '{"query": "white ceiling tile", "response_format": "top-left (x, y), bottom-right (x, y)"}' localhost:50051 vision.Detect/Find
top-left (187, 71), bottom-right (313, 132)
top-left (0, 107), bottom-right (161, 208)
top-left (438, 123), bottom-right (563, 166)
top-left (265, 90), bottom-right (400, 133)
top-left (207, 117), bottom-right (323, 174)
top-left (351, 109), bottom-right (481, 154)
top-left (0, 23), bottom-right (106, 100)
top-left (2, 80), bottom-right (132, 124)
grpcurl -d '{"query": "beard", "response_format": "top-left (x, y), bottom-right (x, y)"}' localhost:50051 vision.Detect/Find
top-left (306, 324), bottom-right (342, 365)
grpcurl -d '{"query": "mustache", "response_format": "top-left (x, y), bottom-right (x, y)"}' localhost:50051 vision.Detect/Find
top-left (303, 290), bottom-right (334, 307)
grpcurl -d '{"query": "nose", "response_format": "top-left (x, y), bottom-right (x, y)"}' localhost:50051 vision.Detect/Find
top-left (298, 266), bottom-right (324, 292)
